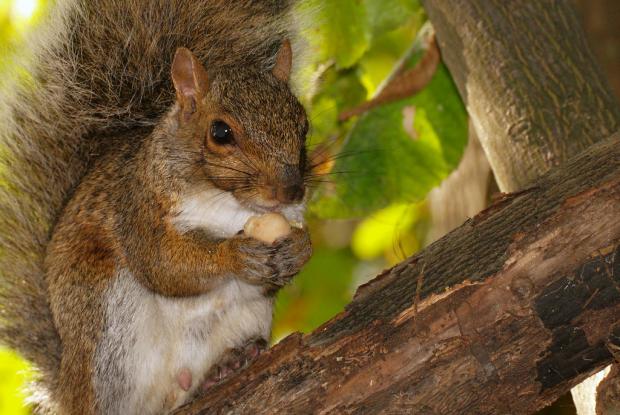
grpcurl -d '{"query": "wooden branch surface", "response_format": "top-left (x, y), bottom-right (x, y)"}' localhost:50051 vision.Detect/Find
top-left (176, 134), bottom-right (620, 415)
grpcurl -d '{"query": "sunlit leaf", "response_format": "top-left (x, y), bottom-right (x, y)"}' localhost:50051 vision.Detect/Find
top-left (309, 0), bottom-right (370, 69)
top-left (307, 69), bottom-right (366, 148)
top-left (364, 0), bottom-right (421, 38)
top-left (358, 19), bottom-right (424, 96)
top-left (311, 44), bottom-right (468, 218)
top-left (351, 203), bottom-right (419, 260)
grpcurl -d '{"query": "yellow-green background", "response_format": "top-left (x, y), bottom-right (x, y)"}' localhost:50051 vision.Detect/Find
top-left (1, 0), bottom-right (47, 413)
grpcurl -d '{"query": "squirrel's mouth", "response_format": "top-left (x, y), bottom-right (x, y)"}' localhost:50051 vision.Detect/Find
top-left (231, 186), bottom-right (307, 225)
top-left (234, 190), bottom-right (287, 213)
top-left (226, 187), bottom-right (276, 212)
top-left (237, 194), bottom-right (306, 223)
top-left (245, 200), bottom-right (284, 214)
top-left (245, 195), bottom-right (305, 213)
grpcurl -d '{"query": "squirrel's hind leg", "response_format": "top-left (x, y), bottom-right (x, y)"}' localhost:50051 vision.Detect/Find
top-left (193, 338), bottom-right (268, 397)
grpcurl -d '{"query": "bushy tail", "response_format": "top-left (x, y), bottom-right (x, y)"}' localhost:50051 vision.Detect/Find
top-left (0, 0), bottom-right (301, 404)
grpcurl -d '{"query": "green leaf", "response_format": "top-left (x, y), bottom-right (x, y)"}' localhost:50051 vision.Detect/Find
top-left (351, 203), bottom-right (420, 260)
top-left (357, 23), bottom-right (422, 96)
top-left (306, 68), bottom-right (366, 147)
top-left (310, 0), bottom-right (371, 69)
top-left (311, 52), bottom-right (468, 218)
top-left (363, 0), bottom-right (421, 38)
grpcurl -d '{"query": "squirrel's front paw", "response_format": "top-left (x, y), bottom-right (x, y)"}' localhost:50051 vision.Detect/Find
top-left (269, 226), bottom-right (312, 283)
top-left (234, 226), bottom-right (312, 287)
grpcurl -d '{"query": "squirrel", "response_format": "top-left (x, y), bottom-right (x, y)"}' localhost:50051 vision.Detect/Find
top-left (0, 1), bottom-right (314, 414)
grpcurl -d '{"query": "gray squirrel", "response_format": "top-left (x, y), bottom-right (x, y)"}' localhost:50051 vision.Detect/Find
top-left (0, 0), bottom-right (315, 413)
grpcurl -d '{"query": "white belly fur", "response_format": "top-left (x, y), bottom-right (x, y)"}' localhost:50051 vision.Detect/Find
top-left (93, 188), bottom-right (304, 414)
top-left (94, 270), bottom-right (273, 414)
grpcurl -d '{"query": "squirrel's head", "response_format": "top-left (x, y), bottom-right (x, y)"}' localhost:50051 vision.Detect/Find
top-left (169, 42), bottom-right (308, 212)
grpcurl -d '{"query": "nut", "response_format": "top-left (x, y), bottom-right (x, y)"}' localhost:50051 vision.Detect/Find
top-left (244, 213), bottom-right (292, 244)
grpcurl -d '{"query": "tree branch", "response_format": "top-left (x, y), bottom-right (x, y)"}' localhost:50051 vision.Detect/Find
top-left (176, 133), bottom-right (620, 414)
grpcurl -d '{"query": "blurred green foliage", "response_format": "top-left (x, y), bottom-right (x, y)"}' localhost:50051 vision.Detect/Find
top-left (313, 60), bottom-right (467, 217)
top-left (272, 0), bottom-right (468, 341)
top-left (273, 245), bottom-right (357, 341)
top-left (297, 0), bottom-right (466, 222)
top-left (0, 0), bottom-right (469, 413)
top-left (351, 202), bottom-right (428, 264)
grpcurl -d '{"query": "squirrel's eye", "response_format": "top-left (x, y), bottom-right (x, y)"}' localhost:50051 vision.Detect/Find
top-left (210, 121), bottom-right (234, 145)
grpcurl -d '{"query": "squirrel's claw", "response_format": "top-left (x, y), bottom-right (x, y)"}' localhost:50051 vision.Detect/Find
top-left (197, 338), bottom-right (267, 395)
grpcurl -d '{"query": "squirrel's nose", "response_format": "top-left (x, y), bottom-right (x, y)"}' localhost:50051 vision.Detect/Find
top-left (276, 183), bottom-right (305, 204)
top-left (276, 163), bottom-right (304, 204)
top-left (262, 163), bottom-right (304, 205)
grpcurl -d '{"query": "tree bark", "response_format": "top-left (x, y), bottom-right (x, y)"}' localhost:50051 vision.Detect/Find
top-left (420, 0), bottom-right (620, 193)
top-left (421, 2), bottom-right (620, 413)
top-left (596, 365), bottom-right (620, 414)
top-left (573, 3), bottom-right (620, 413)
top-left (176, 133), bottom-right (620, 415)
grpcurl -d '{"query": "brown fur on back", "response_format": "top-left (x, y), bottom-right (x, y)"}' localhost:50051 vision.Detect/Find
top-left (0, 0), bottom-right (302, 408)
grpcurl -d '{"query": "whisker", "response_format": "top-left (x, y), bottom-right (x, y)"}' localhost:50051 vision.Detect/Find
top-left (305, 170), bottom-right (357, 177)
top-left (307, 102), bottom-right (341, 126)
top-left (202, 176), bottom-right (253, 182)
top-left (309, 149), bottom-right (380, 168)
top-left (304, 180), bottom-right (333, 185)
top-left (205, 162), bottom-right (253, 176)
top-left (235, 145), bottom-right (260, 172)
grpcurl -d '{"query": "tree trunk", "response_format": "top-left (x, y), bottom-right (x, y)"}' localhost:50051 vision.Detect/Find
top-left (176, 133), bottom-right (620, 415)
top-left (420, 0), bottom-right (620, 193)
top-left (420, 1), bottom-right (620, 413)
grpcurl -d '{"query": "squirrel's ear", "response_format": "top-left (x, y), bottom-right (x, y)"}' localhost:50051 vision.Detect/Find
top-left (171, 47), bottom-right (209, 117)
top-left (272, 40), bottom-right (292, 83)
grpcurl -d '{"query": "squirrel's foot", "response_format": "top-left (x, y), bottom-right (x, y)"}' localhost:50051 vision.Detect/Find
top-left (198, 338), bottom-right (267, 394)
